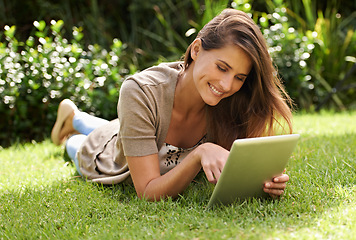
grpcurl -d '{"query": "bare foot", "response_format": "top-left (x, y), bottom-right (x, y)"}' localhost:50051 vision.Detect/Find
top-left (58, 111), bottom-right (79, 143)
top-left (51, 99), bottom-right (79, 145)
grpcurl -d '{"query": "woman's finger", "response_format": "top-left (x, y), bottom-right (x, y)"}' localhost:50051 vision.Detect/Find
top-left (263, 188), bottom-right (284, 197)
top-left (212, 168), bottom-right (221, 183)
top-left (273, 173), bottom-right (289, 183)
top-left (203, 167), bottom-right (215, 183)
top-left (264, 182), bottom-right (286, 190)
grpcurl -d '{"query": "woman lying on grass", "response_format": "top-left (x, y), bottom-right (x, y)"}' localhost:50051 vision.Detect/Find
top-left (51, 9), bottom-right (293, 201)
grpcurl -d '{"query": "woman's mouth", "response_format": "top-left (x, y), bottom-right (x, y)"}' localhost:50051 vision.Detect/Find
top-left (208, 83), bottom-right (224, 96)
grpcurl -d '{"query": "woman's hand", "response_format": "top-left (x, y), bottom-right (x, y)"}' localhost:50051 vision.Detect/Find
top-left (263, 170), bottom-right (289, 199)
top-left (196, 143), bottom-right (230, 184)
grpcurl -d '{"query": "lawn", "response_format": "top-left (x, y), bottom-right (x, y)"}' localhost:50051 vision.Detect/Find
top-left (1, 112), bottom-right (355, 239)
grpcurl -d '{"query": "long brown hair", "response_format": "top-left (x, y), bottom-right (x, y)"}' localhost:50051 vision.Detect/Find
top-left (184, 9), bottom-right (293, 149)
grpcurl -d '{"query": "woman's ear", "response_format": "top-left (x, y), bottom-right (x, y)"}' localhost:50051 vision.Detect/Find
top-left (190, 38), bottom-right (202, 61)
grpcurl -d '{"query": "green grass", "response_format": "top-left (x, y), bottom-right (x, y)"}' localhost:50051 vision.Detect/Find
top-left (1, 112), bottom-right (355, 239)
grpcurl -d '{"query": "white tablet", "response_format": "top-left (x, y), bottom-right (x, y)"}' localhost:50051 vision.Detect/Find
top-left (207, 134), bottom-right (300, 208)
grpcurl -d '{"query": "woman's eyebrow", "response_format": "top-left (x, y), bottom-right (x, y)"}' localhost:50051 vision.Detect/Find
top-left (218, 59), bottom-right (248, 77)
top-left (218, 59), bottom-right (232, 69)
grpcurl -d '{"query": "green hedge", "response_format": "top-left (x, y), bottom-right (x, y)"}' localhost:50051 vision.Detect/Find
top-left (1, 0), bottom-right (355, 146)
top-left (0, 20), bottom-right (134, 146)
top-left (235, 0), bottom-right (356, 110)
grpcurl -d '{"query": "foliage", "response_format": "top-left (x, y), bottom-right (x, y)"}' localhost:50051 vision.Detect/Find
top-left (285, 0), bottom-right (356, 110)
top-left (0, 0), bottom-right (355, 144)
top-left (1, 112), bottom-right (356, 239)
top-left (263, 10), bottom-right (315, 110)
top-left (0, 20), bottom-right (131, 146)
top-left (232, 0), bottom-right (356, 110)
top-left (0, 0), bottom-right (230, 69)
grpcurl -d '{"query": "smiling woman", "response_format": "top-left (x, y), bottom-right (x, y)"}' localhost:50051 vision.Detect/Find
top-left (186, 42), bottom-right (252, 106)
top-left (183, 9), bottom-right (293, 150)
top-left (51, 9), bottom-right (293, 201)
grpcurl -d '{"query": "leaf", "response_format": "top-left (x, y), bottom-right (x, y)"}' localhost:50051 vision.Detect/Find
top-left (26, 37), bottom-right (35, 47)
top-left (33, 20), bottom-right (46, 31)
top-left (4, 25), bottom-right (16, 38)
top-left (50, 20), bottom-right (64, 33)
top-left (73, 26), bottom-right (84, 42)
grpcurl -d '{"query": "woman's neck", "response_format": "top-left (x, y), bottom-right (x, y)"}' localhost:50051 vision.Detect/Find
top-left (174, 65), bottom-right (206, 118)
top-left (164, 66), bottom-right (207, 148)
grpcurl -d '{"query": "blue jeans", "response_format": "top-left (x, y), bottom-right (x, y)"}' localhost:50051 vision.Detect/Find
top-left (65, 112), bottom-right (109, 176)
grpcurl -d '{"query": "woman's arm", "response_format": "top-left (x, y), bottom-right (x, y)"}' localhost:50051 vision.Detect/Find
top-left (127, 141), bottom-right (289, 201)
top-left (127, 143), bottom-right (229, 201)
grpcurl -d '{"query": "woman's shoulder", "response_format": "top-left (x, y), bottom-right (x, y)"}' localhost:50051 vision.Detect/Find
top-left (119, 62), bottom-right (182, 106)
top-left (124, 61), bottom-right (183, 87)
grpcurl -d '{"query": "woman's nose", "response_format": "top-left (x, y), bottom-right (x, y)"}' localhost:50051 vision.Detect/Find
top-left (219, 75), bottom-right (234, 92)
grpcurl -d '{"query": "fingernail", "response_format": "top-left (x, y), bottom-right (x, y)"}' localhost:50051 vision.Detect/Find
top-left (265, 183), bottom-right (270, 188)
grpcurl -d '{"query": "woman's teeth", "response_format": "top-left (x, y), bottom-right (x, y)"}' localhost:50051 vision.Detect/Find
top-left (209, 84), bottom-right (223, 96)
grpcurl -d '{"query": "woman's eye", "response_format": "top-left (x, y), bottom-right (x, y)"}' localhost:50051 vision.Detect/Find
top-left (235, 76), bottom-right (243, 81)
top-left (235, 75), bottom-right (246, 82)
top-left (217, 65), bottom-right (227, 72)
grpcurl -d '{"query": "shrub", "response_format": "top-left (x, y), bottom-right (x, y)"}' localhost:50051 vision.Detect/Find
top-left (279, 0), bottom-right (356, 110)
top-left (1, 1), bottom-right (355, 145)
top-left (0, 20), bottom-right (132, 147)
top-left (258, 5), bottom-right (316, 110)
top-left (233, 0), bottom-right (356, 110)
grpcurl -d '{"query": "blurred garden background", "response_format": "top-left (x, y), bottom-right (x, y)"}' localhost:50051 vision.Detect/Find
top-left (1, 0), bottom-right (355, 147)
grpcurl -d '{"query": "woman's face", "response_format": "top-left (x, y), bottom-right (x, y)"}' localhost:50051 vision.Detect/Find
top-left (191, 39), bottom-right (252, 106)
